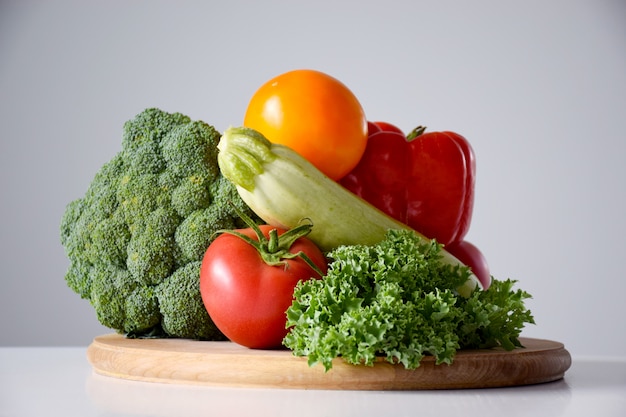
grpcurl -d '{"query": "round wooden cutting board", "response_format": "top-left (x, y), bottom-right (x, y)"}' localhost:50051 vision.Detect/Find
top-left (87, 334), bottom-right (571, 390)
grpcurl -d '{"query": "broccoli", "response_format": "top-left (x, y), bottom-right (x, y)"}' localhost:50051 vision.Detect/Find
top-left (60, 108), bottom-right (261, 339)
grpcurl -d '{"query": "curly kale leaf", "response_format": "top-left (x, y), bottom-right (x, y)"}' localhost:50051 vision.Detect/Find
top-left (284, 229), bottom-right (534, 371)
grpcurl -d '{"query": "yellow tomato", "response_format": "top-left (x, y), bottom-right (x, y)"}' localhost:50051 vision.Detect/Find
top-left (243, 69), bottom-right (368, 180)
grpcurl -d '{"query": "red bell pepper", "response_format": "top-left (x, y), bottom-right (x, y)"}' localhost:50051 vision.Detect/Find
top-left (340, 123), bottom-right (476, 247)
top-left (445, 240), bottom-right (491, 289)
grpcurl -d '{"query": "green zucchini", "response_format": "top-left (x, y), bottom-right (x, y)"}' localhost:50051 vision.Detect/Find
top-left (217, 126), bottom-right (481, 296)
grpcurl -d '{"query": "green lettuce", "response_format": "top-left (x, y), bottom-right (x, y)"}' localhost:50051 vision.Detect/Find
top-left (283, 229), bottom-right (534, 371)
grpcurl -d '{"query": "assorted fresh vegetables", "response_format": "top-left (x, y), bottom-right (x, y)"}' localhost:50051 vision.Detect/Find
top-left (216, 126), bottom-right (480, 298)
top-left (60, 69), bottom-right (535, 372)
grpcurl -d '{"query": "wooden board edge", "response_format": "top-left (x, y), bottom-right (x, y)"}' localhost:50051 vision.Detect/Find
top-left (87, 334), bottom-right (572, 390)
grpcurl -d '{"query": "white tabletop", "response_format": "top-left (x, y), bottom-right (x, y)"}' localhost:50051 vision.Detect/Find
top-left (1, 347), bottom-right (625, 417)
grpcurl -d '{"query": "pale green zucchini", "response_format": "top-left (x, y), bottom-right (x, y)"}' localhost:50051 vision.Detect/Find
top-left (217, 126), bottom-right (481, 296)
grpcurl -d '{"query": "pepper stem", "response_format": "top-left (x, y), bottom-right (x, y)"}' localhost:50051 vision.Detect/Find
top-left (407, 125), bottom-right (427, 141)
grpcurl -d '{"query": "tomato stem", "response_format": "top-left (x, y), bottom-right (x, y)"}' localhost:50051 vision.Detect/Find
top-left (215, 203), bottom-right (325, 277)
top-left (267, 229), bottom-right (279, 252)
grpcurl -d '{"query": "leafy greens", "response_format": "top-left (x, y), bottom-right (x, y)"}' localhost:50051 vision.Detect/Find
top-left (283, 229), bottom-right (534, 371)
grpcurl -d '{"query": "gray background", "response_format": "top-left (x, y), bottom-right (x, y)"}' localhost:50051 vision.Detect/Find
top-left (1, 0), bottom-right (625, 357)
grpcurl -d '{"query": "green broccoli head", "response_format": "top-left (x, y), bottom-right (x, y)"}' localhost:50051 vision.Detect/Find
top-left (60, 108), bottom-right (261, 339)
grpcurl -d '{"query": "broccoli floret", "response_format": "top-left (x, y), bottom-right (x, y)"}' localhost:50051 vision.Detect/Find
top-left (174, 205), bottom-right (238, 264)
top-left (208, 175), bottom-right (260, 229)
top-left (156, 261), bottom-right (225, 340)
top-left (126, 207), bottom-right (178, 286)
top-left (161, 121), bottom-right (220, 181)
top-left (60, 108), bottom-right (261, 339)
top-left (90, 264), bottom-right (161, 333)
top-left (171, 175), bottom-right (211, 218)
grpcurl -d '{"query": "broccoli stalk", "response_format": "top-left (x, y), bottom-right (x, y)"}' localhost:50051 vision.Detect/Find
top-left (60, 108), bottom-right (261, 339)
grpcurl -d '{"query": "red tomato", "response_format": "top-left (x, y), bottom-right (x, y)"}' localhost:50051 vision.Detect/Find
top-left (243, 69), bottom-right (368, 181)
top-left (200, 225), bottom-right (327, 349)
top-left (445, 240), bottom-right (491, 290)
top-left (374, 121), bottom-right (404, 135)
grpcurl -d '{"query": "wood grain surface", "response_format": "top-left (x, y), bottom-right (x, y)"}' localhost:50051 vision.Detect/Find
top-left (87, 334), bottom-right (571, 390)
